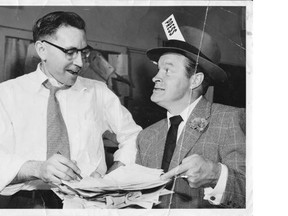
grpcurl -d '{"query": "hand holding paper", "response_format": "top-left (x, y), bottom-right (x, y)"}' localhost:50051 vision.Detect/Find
top-left (160, 154), bottom-right (221, 188)
top-left (39, 154), bottom-right (81, 184)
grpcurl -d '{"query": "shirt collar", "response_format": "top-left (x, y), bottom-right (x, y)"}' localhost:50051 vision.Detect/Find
top-left (32, 63), bottom-right (49, 92)
top-left (32, 63), bottom-right (87, 92)
top-left (167, 96), bottom-right (202, 124)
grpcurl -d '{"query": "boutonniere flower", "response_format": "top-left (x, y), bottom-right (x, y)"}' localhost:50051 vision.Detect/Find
top-left (189, 117), bottom-right (208, 132)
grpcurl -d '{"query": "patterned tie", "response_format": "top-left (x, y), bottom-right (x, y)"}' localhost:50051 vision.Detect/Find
top-left (161, 115), bottom-right (183, 172)
top-left (43, 80), bottom-right (70, 159)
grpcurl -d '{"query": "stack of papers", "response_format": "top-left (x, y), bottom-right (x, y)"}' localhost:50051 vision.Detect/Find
top-left (55, 164), bottom-right (172, 209)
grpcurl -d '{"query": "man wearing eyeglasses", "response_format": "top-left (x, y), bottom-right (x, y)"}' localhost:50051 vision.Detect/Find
top-left (0, 11), bottom-right (141, 208)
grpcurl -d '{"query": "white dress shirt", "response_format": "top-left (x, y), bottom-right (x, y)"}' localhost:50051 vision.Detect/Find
top-left (0, 64), bottom-right (142, 193)
top-left (167, 96), bottom-right (228, 205)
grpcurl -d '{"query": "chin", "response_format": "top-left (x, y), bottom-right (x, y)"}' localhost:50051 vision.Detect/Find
top-left (150, 94), bottom-right (157, 103)
top-left (150, 95), bottom-right (162, 105)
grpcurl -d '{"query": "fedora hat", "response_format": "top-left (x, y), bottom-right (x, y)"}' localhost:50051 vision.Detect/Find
top-left (146, 26), bottom-right (227, 83)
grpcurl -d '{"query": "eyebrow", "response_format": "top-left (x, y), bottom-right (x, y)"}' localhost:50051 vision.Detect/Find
top-left (65, 45), bottom-right (91, 51)
top-left (164, 62), bottom-right (174, 66)
top-left (159, 61), bottom-right (174, 68)
top-left (66, 45), bottom-right (90, 50)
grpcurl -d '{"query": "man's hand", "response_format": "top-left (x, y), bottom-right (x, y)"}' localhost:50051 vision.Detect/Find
top-left (90, 169), bottom-right (104, 178)
top-left (36, 154), bottom-right (82, 184)
top-left (107, 161), bottom-right (125, 174)
top-left (11, 154), bottom-right (82, 185)
top-left (160, 154), bottom-right (221, 188)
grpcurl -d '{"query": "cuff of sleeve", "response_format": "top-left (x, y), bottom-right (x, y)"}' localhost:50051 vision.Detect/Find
top-left (113, 148), bottom-right (137, 165)
top-left (203, 163), bottom-right (228, 205)
top-left (0, 154), bottom-right (26, 192)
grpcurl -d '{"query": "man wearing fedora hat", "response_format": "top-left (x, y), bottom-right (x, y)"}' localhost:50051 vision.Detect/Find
top-left (136, 26), bottom-right (245, 208)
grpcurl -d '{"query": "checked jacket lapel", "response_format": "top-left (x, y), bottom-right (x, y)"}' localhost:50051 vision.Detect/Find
top-left (153, 119), bottom-right (169, 168)
top-left (138, 118), bottom-right (169, 169)
top-left (168, 97), bottom-right (212, 170)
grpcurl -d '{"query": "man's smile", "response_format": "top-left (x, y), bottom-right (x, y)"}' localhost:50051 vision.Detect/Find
top-left (153, 84), bottom-right (165, 92)
top-left (66, 68), bottom-right (81, 76)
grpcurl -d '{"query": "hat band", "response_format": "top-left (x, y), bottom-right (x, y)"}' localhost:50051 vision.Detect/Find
top-left (165, 40), bottom-right (213, 63)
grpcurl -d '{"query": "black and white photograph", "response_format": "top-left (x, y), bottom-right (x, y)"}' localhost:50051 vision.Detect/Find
top-left (0, 0), bottom-right (254, 215)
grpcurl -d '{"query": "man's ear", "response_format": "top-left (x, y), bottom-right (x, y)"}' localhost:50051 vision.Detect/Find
top-left (189, 72), bottom-right (204, 90)
top-left (34, 41), bottom-right (47, 61)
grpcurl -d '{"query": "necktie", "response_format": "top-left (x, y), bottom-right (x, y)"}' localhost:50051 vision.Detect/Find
top-left (161, 115), bottom-right (183, 172)
top-left (43, 80), bottom-right (70, 159)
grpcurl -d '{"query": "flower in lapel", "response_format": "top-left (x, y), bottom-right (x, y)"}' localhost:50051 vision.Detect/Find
top-left (189, 117), bottom-right (208, 132)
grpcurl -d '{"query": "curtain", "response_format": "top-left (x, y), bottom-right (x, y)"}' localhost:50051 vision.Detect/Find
top-left (3, 37), bottom-right (32, 81)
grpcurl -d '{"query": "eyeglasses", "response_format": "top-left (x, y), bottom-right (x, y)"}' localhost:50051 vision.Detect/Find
top-left (41, 40), bottom-right (92, 60)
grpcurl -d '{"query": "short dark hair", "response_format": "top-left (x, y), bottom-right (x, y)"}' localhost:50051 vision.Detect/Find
top-left (184, 57), bottom-right (213, 95)
top-left (32, 11), bottom-right (86, 42)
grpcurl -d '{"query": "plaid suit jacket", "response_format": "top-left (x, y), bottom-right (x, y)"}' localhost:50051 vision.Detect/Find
top-left (136, 97), bottom-right (246, 208)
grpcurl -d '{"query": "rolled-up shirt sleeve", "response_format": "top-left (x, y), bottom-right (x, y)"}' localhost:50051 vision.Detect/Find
top-left (0, 99), bottom-right (26, 192)
top-left (102, 86), bottom-right (142, 165)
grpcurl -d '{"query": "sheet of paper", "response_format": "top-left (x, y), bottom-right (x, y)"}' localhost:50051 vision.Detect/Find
top-left (61, 186), bottom-right (165, 209)
top-left (62, 164), bottom-right (169, 192)
top-left (162, 14), bottom-right (185, 41)
top-left (58, 164), bottom-right (172, 209)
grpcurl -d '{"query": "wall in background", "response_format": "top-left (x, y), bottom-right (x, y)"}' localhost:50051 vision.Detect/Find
top-left (0, 5), bottom-right (246, 127)
top-left (0, 6), bottom-right (245, 65)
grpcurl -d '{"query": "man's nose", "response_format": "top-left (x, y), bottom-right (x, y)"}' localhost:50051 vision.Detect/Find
top-left (152, 70), bottom-right (162, 83)
top-left (73, 51), bottom-right (84, 68)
